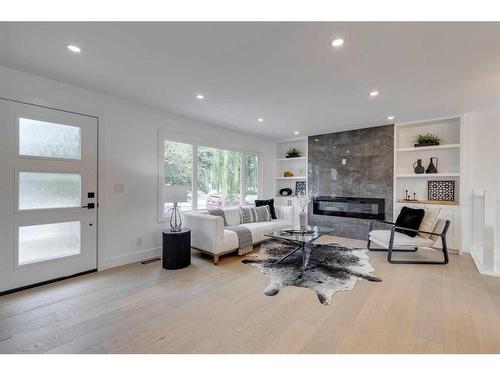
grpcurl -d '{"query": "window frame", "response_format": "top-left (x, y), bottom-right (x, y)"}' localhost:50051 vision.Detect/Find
top-left (157, 130), bottom-right (262, 222)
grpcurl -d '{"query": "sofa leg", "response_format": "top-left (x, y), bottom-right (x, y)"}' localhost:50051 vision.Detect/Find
top-left (213, 255), bottom-right (219, 265)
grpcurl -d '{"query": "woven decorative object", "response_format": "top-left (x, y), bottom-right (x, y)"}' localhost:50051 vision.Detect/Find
top-left (295, 180), bottom-right (306, 195)
top-left (428, 180), bottom-right (455, 201)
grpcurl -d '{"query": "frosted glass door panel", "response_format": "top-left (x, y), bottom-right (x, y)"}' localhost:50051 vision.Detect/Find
top-left (19, 118), bottom-right (81, 159)
top-left (18, 221), bottom-right (81, 265)
top-left (19, 172), bottom-right (81, 210)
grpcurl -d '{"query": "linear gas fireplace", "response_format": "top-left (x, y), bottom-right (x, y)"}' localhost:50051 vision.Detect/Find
top-left (313, 196), bottom-right (385, 220)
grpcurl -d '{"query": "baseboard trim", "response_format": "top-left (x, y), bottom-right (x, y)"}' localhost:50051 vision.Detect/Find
top-left (0, 269), bottom-right (97, 296)
top-left (470, 251), bottom-right (500, 277)
top-left (99, 247), bottom-right (162, 270)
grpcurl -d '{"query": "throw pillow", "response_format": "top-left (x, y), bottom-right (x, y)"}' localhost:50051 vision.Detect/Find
top-left (418, 207), bottom-right (441, 239)
top-left (255, 199), bottom-right (277, 219)
top-left (223, 207), bottom-right (241, 226)
top-left (240, 206), bottom-right (256, 224)
top-left (395, 206), bottom-right (426, 238)
top-left (254, 205), bottom-right (272, 222)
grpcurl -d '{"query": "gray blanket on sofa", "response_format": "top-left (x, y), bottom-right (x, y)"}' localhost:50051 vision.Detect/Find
top-left (208, 209), bottom-right (253, 255)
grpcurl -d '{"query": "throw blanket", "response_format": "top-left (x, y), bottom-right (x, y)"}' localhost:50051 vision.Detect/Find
top-left (208, 209), bottom-right (253, 255)
top-left (226, 225), bottom-right (254, 255)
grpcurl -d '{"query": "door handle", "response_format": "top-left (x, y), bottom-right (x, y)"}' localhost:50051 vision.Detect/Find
top-left (82, 203), bottom-right (95, 209)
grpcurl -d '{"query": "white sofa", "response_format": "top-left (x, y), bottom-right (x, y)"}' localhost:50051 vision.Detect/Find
top-left (183, 205), bottom-right (294, 264)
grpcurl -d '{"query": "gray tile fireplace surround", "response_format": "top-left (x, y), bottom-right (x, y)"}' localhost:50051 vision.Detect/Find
top-left (308, 124), bottom-right (394, 240)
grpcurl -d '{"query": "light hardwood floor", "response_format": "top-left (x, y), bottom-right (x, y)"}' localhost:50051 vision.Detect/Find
top-left (1, 235), bottom-right (500, 354)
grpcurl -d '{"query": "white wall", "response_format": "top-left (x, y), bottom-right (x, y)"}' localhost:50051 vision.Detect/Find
top-left (0, 65), bottom-right (276, 269)
top-left (461, 107), bottom-right (500, 252)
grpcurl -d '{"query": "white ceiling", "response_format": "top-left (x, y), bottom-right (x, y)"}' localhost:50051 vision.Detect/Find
top-left (1, 22), bottom-right (500, 139)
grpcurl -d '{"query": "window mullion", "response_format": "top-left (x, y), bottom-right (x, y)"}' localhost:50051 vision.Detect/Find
top-left (240, 152), bottom-right (245, 206)
top-left (192, 144), bottom-right (198, 211)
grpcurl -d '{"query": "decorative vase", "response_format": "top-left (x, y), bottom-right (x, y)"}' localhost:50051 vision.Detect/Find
top-left (299, 211), bottom-right (308, 230)
top-left (413, 159), bottom-right (425, 174)
top-left (426, 157), bottom-right (438, 174)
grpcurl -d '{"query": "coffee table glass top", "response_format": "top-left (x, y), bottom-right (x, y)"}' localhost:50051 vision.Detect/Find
top-left (265, 226), bottom-right (334, 244)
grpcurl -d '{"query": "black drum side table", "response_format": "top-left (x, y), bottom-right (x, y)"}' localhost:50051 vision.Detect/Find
top-left (162, 228), bottom-right (191, 270)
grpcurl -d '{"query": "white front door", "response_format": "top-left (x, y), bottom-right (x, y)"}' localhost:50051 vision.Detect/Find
top-left (0, 99), bottom-right (98, 293)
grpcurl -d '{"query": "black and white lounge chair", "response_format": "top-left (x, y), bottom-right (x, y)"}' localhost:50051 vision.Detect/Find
top-left (367, 218), bottom-right (451, 264)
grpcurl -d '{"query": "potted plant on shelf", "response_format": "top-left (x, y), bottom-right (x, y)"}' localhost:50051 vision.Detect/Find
top-left (414, 133), bottom-right (441, 147)
top-left (286, 147), bottom-right (301, 158)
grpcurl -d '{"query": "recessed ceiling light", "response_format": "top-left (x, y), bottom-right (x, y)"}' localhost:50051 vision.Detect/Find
top-left (293, 131), bottom-right (299, 135)
top-left (196, 94), bottom-right (204, 100)
top-left (331, 38), bottom-right (344, 47)
top-left (66, 44), bottom-right (81, 53)
top-left (257, 118), bottom-right (264, 123)
top-left (370, 90), bottom-right (379, 97)
top-left (314, 138), bottom-right (319, 142)
top-left (387, 115), bottom-right (395, 121)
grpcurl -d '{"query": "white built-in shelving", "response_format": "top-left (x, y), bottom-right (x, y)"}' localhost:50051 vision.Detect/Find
top-left (394, 116), bottom-right (462, 251)
top-left (396, 173), bottom-right (460, 178)
top-left (396, 143), bottom-right (460, 152)
top-left (274, 137), bottom-right (307, 194)
top-left (275, 156), bottom-right (307, 162)
top-left (274, 137), bottom-right (308, 225)
top-left (275, 176), bottom-right (307, 180)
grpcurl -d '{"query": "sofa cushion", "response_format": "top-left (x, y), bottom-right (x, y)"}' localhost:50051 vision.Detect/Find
top-left (395, 206), bottom-right (425, 237)
top-left (369, 230), bottom-right (434, 248)
top-left (222, 207), bottom-right (241, 226)
top-left (240, 219), bottom-right (289, 243)
top-left (418, 207), bottom-right (441, 239)
top-left (254, 205), bottom-right (272, 222)
top-left (240, 206), bottom-right (256, 223)
top-left (215, 230), bottom-right (239, 254)
top-left (255, 199), bottom-right (277, 219)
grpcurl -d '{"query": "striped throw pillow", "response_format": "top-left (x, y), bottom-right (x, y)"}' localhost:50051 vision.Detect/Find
top-left (240, 206), bottom-right (255, 223)
top-left (254, 205), bottom-right (272, 222)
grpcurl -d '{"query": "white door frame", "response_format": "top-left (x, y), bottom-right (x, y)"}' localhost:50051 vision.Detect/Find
top-left (0, 94), bottom-right (107, 271)
top-left (0, 97), bottom-right (103, 292)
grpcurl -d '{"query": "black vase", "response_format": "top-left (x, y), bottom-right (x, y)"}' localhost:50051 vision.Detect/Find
top-left (426, 157), bottom-right (438, 174)
top-left (413, 159), bottom-right (425, 174)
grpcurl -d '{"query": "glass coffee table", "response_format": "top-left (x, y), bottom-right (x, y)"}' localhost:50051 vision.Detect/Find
top-left (265, 226), bottom-right (334, 270)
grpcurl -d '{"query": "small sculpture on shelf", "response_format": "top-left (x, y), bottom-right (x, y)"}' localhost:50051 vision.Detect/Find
top-left (279, 188), bottom-right (293, 196)
top-left (283, 170), bottom-right (294, 177)
top-left (403, 189), bottom-right (417, 201)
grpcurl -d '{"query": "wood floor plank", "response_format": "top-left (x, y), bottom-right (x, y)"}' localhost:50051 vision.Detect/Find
top-left (1, 236), bottom-right (500, 354)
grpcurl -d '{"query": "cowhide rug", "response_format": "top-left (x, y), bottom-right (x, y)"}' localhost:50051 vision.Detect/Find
top-left (242, 240), bottom-right (381, 305)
